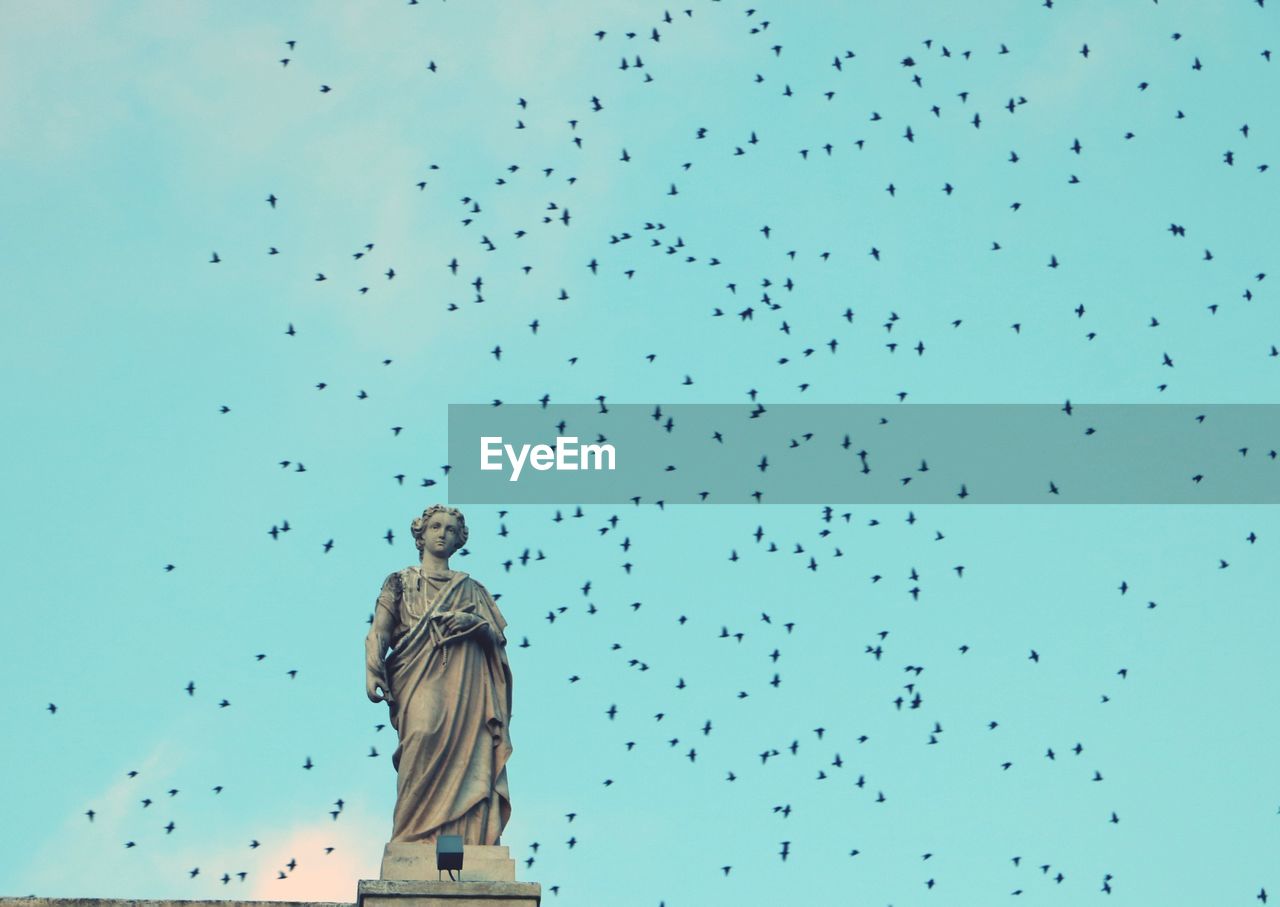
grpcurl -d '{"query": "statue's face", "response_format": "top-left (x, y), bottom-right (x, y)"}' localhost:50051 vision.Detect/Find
top-left (424, 512), bottom-right (462, 557)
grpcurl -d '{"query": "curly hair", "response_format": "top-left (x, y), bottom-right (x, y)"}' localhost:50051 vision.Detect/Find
top-left (411, 504), bottom-right (469, 557)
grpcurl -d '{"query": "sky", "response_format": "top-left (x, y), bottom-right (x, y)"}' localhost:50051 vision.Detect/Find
top-left (2, 1), bottom-right (1279, 905)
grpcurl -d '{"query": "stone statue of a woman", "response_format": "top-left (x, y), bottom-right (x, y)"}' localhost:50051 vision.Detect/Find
top-left (365, 505), bottom-right (513, 845)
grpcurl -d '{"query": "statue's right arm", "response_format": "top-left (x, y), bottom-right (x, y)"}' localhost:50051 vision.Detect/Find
top-left (365, 606), bottom-right (394, 665)
top-left (365, 573), bottom-right (399, 703)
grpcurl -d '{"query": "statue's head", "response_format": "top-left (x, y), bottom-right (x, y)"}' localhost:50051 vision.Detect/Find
top-left (412, 504), bottom-right (468, 559)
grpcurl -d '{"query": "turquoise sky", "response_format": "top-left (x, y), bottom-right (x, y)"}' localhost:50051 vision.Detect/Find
top-left (2, 2), bottom-right (1279, 905)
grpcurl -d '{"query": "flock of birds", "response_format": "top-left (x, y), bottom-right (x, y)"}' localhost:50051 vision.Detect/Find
top-left (29, 1), bottom-right (1280, 904)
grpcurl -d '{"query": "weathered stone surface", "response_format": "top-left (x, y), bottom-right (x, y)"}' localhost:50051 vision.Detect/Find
top-left (0, 901), bottom-right (349, 907)
top-left (365, 506), bottom-right (515, 847)
top-left (381, 844), bottom-right (516, 882)
top-left (0, 888), bottom-right (542, 907)
top-left (357, 879), bottom-right (540, 907)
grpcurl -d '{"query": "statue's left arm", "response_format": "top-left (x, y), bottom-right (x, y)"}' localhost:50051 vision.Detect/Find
top-left (471, 582), bottom-right (507, 649)
top-left (438, 579), bottom-right (507, 649)
top-left (469, 581), bottom-right (513, 721)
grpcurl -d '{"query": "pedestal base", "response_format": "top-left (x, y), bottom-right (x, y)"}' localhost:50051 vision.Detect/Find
top-left (358, 879), bottom-right (541, 907)
top-left (381, 843), bottom-right (518, 882)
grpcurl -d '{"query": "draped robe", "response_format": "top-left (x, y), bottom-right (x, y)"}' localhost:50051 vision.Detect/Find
top-left (376, 566), bottom-right (513, 844)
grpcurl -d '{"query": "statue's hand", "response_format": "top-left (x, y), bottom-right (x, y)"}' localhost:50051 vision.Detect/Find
top-left (366, 664), bottom-right (392, 704)
top-left (438, 610), bottom-right (482, 637)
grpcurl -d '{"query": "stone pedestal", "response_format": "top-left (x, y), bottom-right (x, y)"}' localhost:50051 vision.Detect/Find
top-left (365, 842), bottom-right (538, 907)
top-left (380, 843), bottom-right (519, 883)
top-left (357, 880), bottom-right (540, 907)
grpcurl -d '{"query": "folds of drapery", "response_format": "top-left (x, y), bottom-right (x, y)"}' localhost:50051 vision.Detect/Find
top-left (382, 569), bottom-right (513, 844)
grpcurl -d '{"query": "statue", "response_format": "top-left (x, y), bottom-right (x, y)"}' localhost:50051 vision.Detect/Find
top-left (365, 505), bottom-right (513, 845)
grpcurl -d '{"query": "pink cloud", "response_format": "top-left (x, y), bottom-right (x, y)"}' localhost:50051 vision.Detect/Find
top-left (247, 816), bottom-right (384, 902)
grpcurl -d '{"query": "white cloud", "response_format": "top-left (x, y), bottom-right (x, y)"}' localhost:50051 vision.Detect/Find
top-left (17, 739), bottom-right (185, 897)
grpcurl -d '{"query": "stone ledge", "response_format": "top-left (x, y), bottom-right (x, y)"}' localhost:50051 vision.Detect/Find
top-left (0, 901), bottom-right (350, 907)
top-left (357, 879), bottom-right (540, 907)
top-left (0, 887), bottom-right (543, 907)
